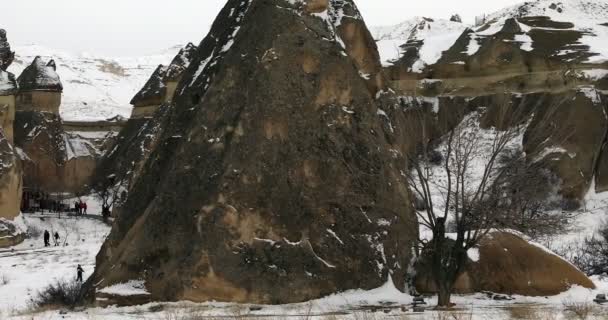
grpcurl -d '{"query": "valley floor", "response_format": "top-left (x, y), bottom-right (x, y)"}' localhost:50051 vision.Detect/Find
top-left (3, 203), bottom-right (608, 319)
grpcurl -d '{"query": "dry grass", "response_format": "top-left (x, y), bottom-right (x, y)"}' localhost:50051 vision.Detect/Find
top-left (432, 310), bottom-right (473, 320)
top-left (507, 304), bottom-right (559, 320)
top-left (562, 300), bottom-right (596, 320)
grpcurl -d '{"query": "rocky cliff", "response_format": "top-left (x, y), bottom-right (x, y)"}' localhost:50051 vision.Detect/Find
top-left (90, 0), bottom-right (417, 305)
top-left (379, 0), bottom-right (608, 205)
top-left (0, 29), bottom-right (24, 248)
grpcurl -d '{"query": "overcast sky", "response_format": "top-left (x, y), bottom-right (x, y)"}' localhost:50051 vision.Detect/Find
top-left (3, 0), bottom-right (524, 56)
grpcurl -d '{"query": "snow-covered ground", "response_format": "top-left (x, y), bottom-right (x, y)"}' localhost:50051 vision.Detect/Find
top-left (8, 44), bottom-right (182, 121)
top-left (0, 213), bottom-right (110, 315)
top-left (2, 202), bottom-right (608, 319)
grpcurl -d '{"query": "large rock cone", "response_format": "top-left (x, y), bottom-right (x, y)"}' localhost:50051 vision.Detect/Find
top-left (90, 0), bottom-right (417, 305)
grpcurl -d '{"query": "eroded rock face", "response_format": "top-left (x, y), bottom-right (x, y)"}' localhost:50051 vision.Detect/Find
top-left (415, 231), bottom-right (595, 295)
top-left (0, 29), bottom-right (24, 248)
top-left (0, 29), bottom-right (14, 72)
top-left (14, 57), bottom-right (96, 194)
top-left (90, 0), bottom-right (417, 305)
top-left (130, 44), bottom-right (198, 119)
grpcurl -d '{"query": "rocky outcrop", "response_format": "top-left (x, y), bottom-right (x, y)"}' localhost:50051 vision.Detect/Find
top-left (415, 231), bottom-right (595, 295)
top-left (90, 0), bottom-right (417, 305)
top-left (378, 0), bottom-right (608, 204)
top-left (130, 44), bottom-right (197, 119)
top-left (0, 29), bottom-right (14, 72)
top-left (92, 44), bottom-right (199, 213)
top-left (14, 57), bottom-right (97, 194)
top-left (0, 30), bottom-right (24, 248)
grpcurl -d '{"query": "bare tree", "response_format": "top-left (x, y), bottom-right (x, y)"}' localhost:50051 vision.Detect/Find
top-left (92, 174), bottom-right (125, 222)
top-left (405, 90), bottom-right (579, 307)
top-left (407, 110), bottom-right (528, 307)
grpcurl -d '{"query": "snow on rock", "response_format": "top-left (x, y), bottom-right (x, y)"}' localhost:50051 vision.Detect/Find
top-left (372, 17), bottom-right (468, 69)
top-left (0, 70), bottom-right (17, 96)
top-left (97, 280), bottom-right (150, 296)
top-left (16, 56), bottom-right (62, 92)
top-left (472, 0), bottom-right (608, 62)
top-left (467, 247), bottom-right (480, 262)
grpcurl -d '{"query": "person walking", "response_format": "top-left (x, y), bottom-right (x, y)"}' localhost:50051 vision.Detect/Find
top-left (53, 231), bottom-right (60, 246)
top-left (43, 230), bottom-right (50, 247)
top-left (76, 264), bottom-right (84, 282)
top-left (83, 202), bottom-right (88, 215)
top-left (74, 201), bottom-right (79, 215)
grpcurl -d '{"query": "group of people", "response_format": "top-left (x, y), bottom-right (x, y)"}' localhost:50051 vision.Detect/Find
top-left (43, 229), bottom-right (60, 247)
top-left (74, 200), bottom-right (88, 215)
top-left (42, 230), bottom-right (85, 281)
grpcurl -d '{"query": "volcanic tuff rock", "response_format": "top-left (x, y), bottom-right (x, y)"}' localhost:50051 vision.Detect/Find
top-left (0, 29), bottom-right (24, 248)
top-left (17, 56), bottom-right (63, 92)
top-left (377, 0), bottom-right (608, 204)
top-left (90, 0), bottom-right (417, 305)
top-left (14, 57), bottom-right (97, 194)
top-left (415, 231), bottom-right (595, 295)
top-left (130, 43), bottom-right (198, 119)
top-left (92, 44), bottom-right (199, 209)
top-left (0, 29), bottom-right (14, 71)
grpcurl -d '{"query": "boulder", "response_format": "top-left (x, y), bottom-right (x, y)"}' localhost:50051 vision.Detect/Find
top-left (415, 231), bottom-right (595, 295)
top-left (89, 0), bottom-right (417, 305)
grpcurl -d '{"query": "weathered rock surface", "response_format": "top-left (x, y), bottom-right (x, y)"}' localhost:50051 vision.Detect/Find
top-left (415, 231), bottom-right (595, 295)
top-left (0, 29), bottom-right (24, 248)
top-left (130, 44), bottom-right (198, 119)
top-left (92, 44), bottom-right (199, 212)
top-left (90, 0), bottom-right (417, 305)
top-left (377, 0), bottom-right (608, 204)
top-left (0, 29), bottom-right (14, 72)
top-left (17, 56), bottom-right (63, 93)
top-left (14, 57), bottom-right (96, 194)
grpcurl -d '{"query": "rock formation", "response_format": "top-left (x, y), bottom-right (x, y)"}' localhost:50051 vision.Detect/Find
top-left (91, 43), bottom-right (198, 213)
top-left (379, 0), bottom-right (608, 205)
top-left (89, 0), bottom-right (417, 305)
top-left (14, 57), bottom-right (97, 194)
top-left (415, 231), bottom-right (595, 295)
top-left (130, 43), bottom-right (197, 119)
top-left (0, 29), bottom-right (24, 247)
top-left (0, 29), bottom-right (14, 72)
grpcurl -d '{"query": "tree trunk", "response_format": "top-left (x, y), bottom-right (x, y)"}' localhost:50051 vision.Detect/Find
top-left (437, 283), bottom-right (452, 307)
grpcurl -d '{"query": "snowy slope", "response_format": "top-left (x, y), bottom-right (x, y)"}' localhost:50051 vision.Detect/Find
top-left (467, 0), bottom-right (608, 62)
top-left (8, 45), bottom-right (182, 121)
top-left (372, 17), bottom-right (468, 70)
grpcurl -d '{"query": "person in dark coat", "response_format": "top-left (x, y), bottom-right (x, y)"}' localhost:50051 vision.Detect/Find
top-left (74, 201), bottom-right (79, 214)
top-left (53, 231), bottom-right (60, 246)
top-left (76, 264), bottom-right (84, 282)
top-left (83, 202), bottom-right (87, 215)
top-left (43, 230), bottom-right (50, 247)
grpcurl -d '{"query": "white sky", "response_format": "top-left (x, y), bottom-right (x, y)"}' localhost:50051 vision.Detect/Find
top-left (2, 0), bottom-right (524, 56)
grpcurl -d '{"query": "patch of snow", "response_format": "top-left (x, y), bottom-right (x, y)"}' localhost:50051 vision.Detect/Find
top-left (97, 280), bottom-right (150, 296)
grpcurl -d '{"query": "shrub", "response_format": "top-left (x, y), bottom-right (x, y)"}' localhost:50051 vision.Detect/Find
top-left (562, 300), bottom-right (595, 320)
top-left (32, 279), bottom-right (83, 309)
top-left (555, 220), bottom-right (608, 276)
